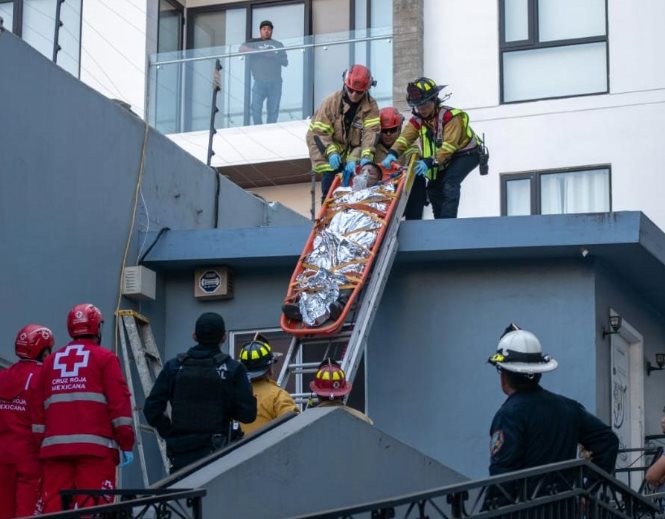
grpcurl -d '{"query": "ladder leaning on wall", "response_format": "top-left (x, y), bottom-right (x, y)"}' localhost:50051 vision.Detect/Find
top-left (116, 309), bottom-right (170, 485)
top-left (277, 159), bottom-right (416, 405)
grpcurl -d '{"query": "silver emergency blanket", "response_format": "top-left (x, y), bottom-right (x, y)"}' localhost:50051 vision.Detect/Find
top-left (296, 180), bottom-right (395, 326)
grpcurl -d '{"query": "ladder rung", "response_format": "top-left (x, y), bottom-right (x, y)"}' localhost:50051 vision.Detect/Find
top-left (115, 309), bottom-right (150, 324)
top-left (288, 362), bottom-right (322, 370)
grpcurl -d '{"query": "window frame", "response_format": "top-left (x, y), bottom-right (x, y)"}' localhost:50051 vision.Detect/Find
top-left (229, 326), bottom-right (367, 412)
top-left (498, 0), bottom-right (610, 104)
top-left (0, 0), bottom-right (19, 34)
top-left (500, 164), bottom-right (613, 216)
top-left (157, 0), bottom-right (184, 54)
top-left (2, 0), bottom-right (82, 77)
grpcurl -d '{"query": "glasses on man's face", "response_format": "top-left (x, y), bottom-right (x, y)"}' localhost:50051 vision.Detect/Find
top-left (381, 128), bottom-right (399, 135)
top-left (347, 87), bottom-right (364, 96)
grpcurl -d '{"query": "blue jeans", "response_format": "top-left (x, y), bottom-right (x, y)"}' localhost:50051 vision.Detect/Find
top-left (427, 151), bottom-right (480, 218)
top-left (251, 79), bottom-right (282, 124)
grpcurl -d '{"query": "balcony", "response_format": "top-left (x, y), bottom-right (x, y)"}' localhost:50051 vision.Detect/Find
top-left (146, 28), bottom-right (393, 189)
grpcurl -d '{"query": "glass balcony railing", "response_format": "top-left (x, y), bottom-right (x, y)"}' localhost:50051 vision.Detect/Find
top-left (147, 27), bottom-right (393, 135)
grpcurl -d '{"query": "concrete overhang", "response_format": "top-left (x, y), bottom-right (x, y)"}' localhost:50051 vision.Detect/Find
top-left (165, 407), bottom-right (466, 519)
top-left (142, 211), bottom-right (665, 313)
top-left (167, 121), bottom-right (311, 188)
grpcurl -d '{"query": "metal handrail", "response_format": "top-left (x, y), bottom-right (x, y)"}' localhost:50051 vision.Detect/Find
top-left (44, 488), bottom-right (205, 519)
top-left (288, 459), bottom-right (661, 519)
top-left (151, 33), bottom-right (393, 67)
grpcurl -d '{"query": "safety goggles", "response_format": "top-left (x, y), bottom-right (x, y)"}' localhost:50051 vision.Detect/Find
top-left (346, 86), bottom-right (365, 95)
top-left (381, 128), bottom-right (400, 135)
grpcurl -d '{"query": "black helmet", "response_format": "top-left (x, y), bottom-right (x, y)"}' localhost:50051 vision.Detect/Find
top-left (406, 77), bottom-right (445, 107)
top-left (239, 336), bottom-right (275, 380)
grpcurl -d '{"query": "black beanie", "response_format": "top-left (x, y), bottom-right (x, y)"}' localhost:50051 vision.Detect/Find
top-left (195, 312), bottom-right (226, 344)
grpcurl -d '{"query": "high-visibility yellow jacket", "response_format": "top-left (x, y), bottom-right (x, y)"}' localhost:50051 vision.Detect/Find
top-left (306, 90), bottom-right (380, 174)
top-left (390, 104), bottom-right (477, 179)
top-left (240, 378), bottom-right (299, 435)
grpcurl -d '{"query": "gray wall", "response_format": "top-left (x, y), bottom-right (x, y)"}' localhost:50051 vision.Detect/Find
top-left (367, 259), bottom-right (598, 480)
top-left (161, 267), bottom-right (293, 359)
top-left (154, 255), bottom-right (607, 480)
top-left (0, 31), bottom-right (304, 487)
top-left (0, 30), bottom-right (304, 359)
top-left (173, 407), bottom-right (466, 518)
top-left (594, 261), bottom-right (665, 438)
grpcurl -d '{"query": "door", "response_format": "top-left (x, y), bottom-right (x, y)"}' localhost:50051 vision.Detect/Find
top-left (610, 315), bottom-right (644, 490)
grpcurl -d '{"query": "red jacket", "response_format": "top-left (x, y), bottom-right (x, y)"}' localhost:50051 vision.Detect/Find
top-left (32, 339), bottom-right (134, 460)
top-left (0, 360), bottom-right (42, 464)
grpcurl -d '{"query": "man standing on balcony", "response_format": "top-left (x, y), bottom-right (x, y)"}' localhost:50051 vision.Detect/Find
top-left (240, 20), bottom-right (288, 125)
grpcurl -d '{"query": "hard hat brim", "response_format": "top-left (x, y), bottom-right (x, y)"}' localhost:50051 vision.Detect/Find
top-left (247, 366), bottom-right (271, 380)
top-left (497, 358), bottom-right (558, 374)
top-left (309, 379), bottom-right (352, 397)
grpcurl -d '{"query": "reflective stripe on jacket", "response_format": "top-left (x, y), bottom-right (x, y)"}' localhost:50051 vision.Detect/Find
top-left (391, 104), bottom-right (477, 179)
top-left (32, 339), bottom-right (134, 460)
top-left (306, 90), bottom-right (380, 174)
top-left (0, 360), bottom-right (43, 464)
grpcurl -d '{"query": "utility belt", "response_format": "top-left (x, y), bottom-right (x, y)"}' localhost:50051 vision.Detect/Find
top-left (166, 431), bottom-right (229, 456)
top-left (446, 135), bottom-right (489, 176)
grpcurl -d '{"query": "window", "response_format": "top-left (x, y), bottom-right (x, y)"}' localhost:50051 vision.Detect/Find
top-left (1, 0), bottom-right (81, 77)
top-left (501, 166), bottom-right (611, 216)
top-left (0, 1), bottom-right (13, 31)
top-left (229, 327), bottom-right (366, 412)
top-left (499, 0), bottom-right (608, 103)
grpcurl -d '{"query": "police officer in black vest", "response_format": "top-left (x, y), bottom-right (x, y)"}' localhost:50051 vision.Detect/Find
top-left (144, 312), bottom-right (257, 473)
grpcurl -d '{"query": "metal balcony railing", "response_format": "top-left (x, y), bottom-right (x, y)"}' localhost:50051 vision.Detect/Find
top-left (43, 488), bottom-right (205, 519)
top-left (289, 459), bottom-right (662, 519)
top-left (147, 28), bottom-right (393, 135)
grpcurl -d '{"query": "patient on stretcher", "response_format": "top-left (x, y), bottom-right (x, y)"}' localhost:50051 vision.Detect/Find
top-left (282, 162), bottom-right (393, 326)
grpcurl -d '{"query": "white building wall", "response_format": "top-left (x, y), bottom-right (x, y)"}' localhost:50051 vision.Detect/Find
top-left (79, 0), bottom-right (150, 117)
top-left (426, 0), bottom-right (665, 226)
top-left (73, 0), bottom-right (665, 226)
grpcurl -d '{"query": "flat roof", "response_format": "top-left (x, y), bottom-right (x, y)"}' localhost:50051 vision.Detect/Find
top-left (142, 211), bottom-right (665, 314)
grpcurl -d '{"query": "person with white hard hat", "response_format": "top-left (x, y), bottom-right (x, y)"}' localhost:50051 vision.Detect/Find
top-left (487, 323), bottom-right (618, 478)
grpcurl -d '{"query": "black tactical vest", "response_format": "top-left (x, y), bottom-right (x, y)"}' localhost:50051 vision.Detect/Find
top-left (171, 352), bottom-right (231, 434)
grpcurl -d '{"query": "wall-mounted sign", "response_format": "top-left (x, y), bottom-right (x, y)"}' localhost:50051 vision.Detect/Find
top-left (194, 266), bottom-right (233, 300)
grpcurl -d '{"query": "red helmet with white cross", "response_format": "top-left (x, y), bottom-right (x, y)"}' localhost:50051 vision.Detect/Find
top-left (15, 324), bottom-right (54, 360)
top-left (67, 303), bottom-right (104, 339)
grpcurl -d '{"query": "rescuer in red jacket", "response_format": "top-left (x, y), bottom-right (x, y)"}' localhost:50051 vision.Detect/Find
top-left (0, 324), bottom-right (53, 519)
top-left (32, 303), bottom-right (135, 513)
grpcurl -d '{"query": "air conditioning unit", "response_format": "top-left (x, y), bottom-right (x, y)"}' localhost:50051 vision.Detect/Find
top-left (122, 266), bottom-right (156, 300)
top-left (194, 267), bottom-right (233, 300)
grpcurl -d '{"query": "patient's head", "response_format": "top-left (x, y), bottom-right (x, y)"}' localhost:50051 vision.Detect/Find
top-left (353, 162), bottom-right (382, 190)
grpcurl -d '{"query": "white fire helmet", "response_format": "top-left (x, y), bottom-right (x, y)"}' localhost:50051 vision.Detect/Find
top-left (488, 328), bottom-right (558, 374)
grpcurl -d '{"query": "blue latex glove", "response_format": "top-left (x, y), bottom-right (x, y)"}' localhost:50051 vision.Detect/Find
top-left (120, 450), bottom-right (134, 467)
top-left (381, 153), bottom-right (397, 169)
top-left (415, 159), bottom-right (434, 177)
top-left (328, 153), bottom-right (342, 170)
top-left (359, 158), bottom-right (372, 167)
top-left (344, 160), bottom-right (357, 176)
top-left (342, 169), bottom-right (353, 187)
top-left (342, 161), bottom-right (356, 187)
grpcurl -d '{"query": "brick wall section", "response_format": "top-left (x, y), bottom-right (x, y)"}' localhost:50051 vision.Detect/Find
top-left (393, 0), bottom-right (424, 112)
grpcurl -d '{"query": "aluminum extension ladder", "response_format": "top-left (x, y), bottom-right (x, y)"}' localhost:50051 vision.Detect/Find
top-left (277, 160), bottom-right (416, 406)
top-left (116, 309), bottom-right (170, 485)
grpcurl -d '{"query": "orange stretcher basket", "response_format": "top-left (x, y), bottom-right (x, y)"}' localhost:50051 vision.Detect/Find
top-left (280, 164), bottom-right (409, 337)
